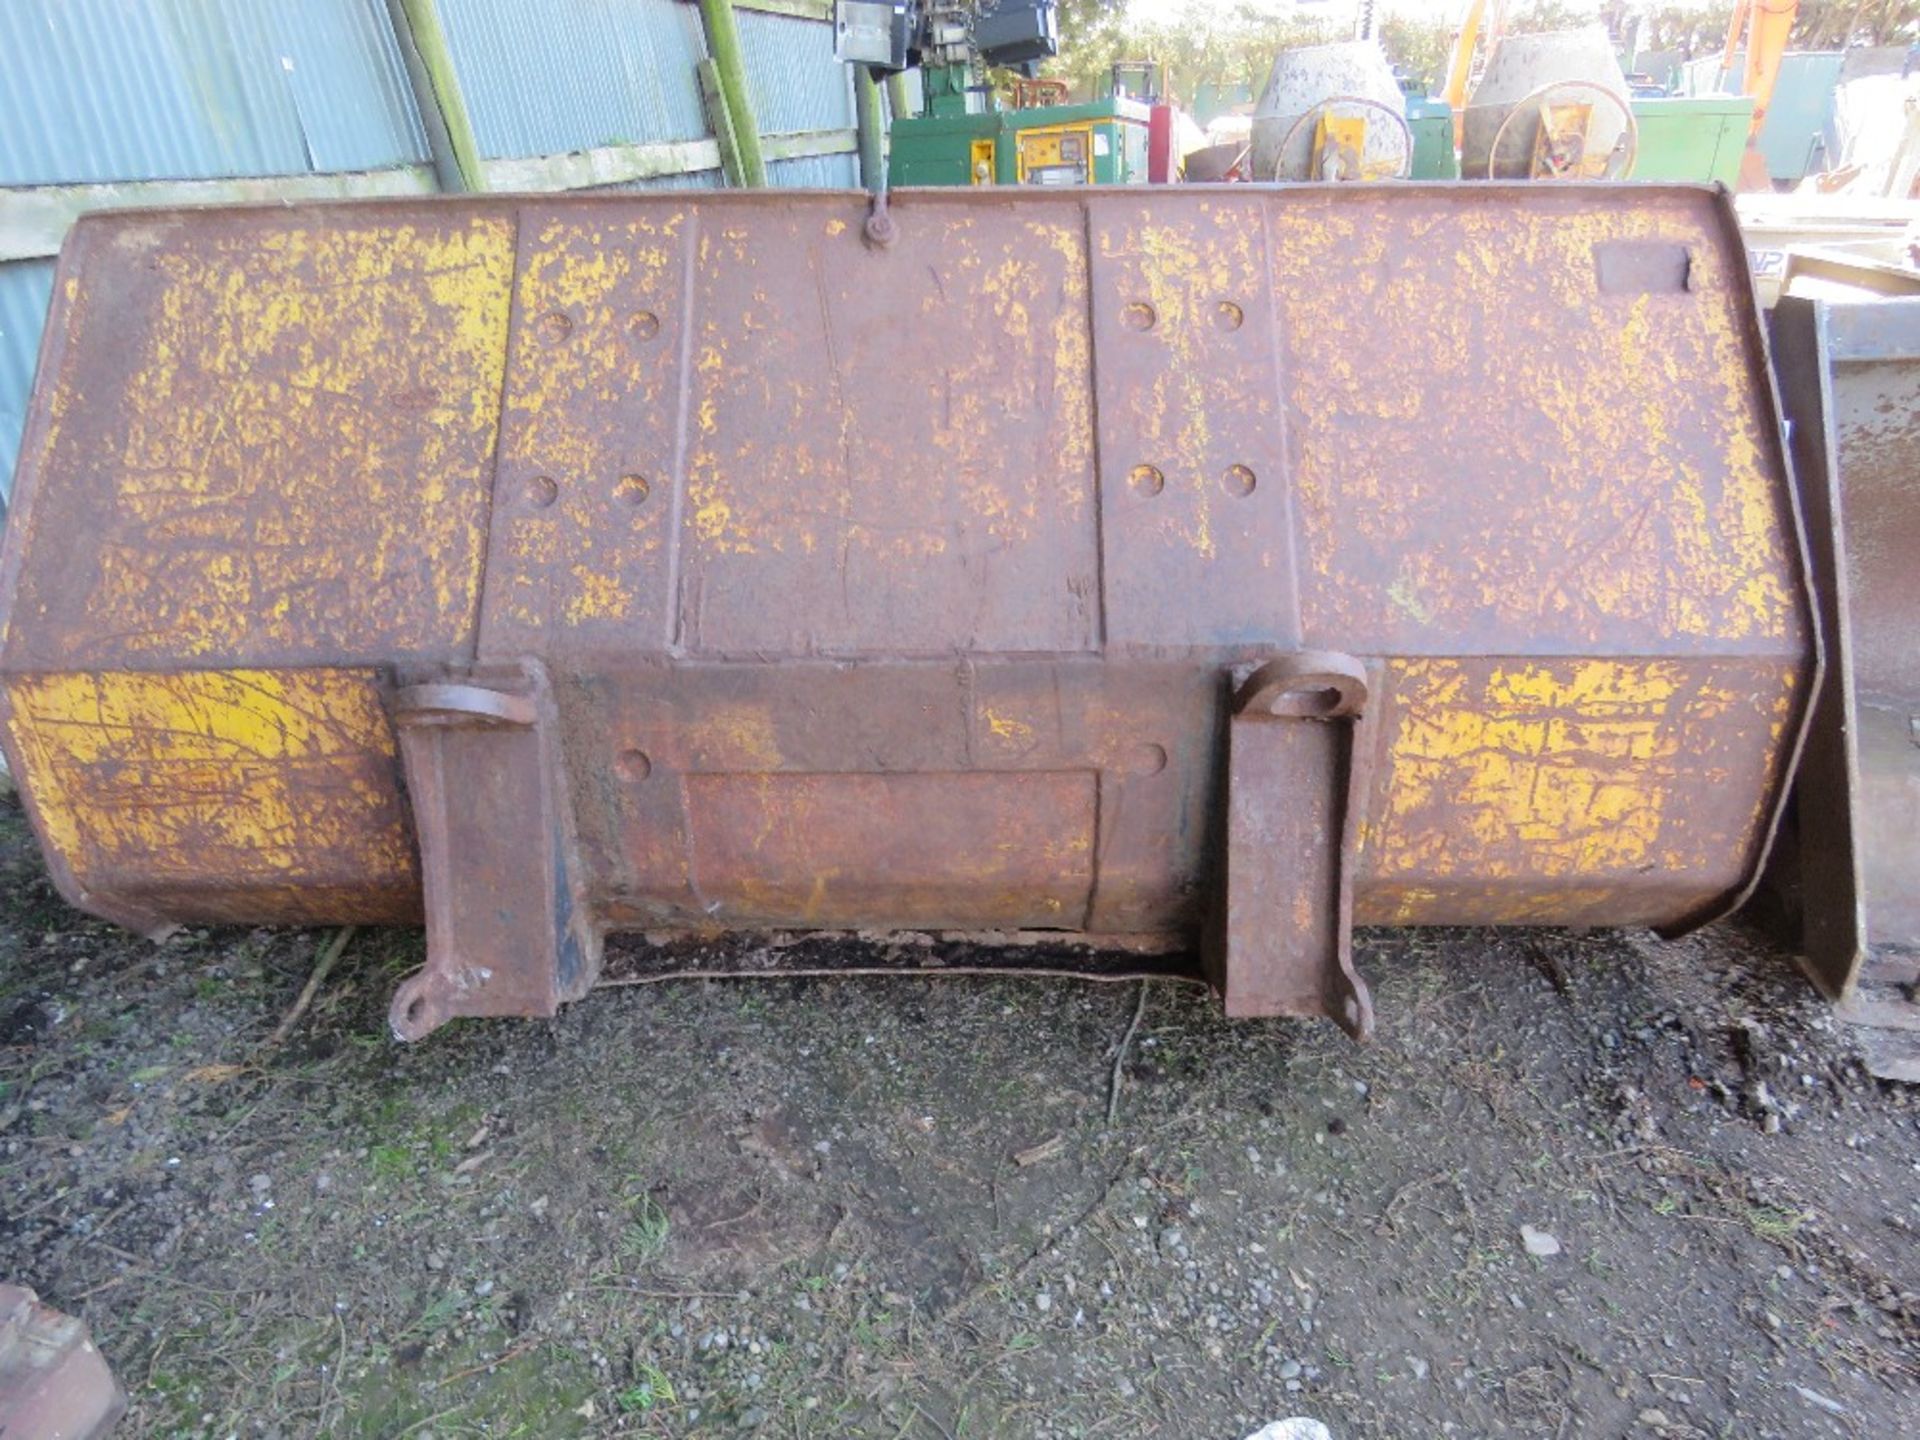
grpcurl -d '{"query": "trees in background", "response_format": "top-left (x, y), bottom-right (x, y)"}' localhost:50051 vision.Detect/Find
top-left (1045, 0), bottom-right (1919, 104)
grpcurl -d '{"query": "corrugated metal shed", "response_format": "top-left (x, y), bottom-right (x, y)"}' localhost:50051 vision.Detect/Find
top-left (738, 10), bottom-right (854, 136)
top-left (767, 153), bottom-right (858, 188)
top-left (0, 261), bottom-right (57, 502)
top-left (1, 1), bottom-right (861, 509)
top-left (603, 170), bottom-right (726, 192)
top-left (435, 0), bottom-right (711, 158)
top-left (0, 0), bottom-right (429, 185)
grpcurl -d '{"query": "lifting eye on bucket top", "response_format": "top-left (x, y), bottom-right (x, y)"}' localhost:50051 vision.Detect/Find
top-left (1238, 653), bottom-right (1369, 720)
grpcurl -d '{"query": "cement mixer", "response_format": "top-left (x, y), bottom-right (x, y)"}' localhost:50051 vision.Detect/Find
top-left (1462, 27), bottom-right (1638, 180)
top-left (1250, 41), bottom-right (1411, 181)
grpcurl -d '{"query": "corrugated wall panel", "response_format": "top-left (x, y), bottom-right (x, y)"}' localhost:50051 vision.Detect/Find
top-left (435, 0), bottom-right (710, 159)
top-left (243, 0), bottom-right (431, 171)
top-left (0, 0), bottom-right (428, 185)
top-left (602, 170), bottom-right (726, 192)
top-left (766, 153), bottom-right (858, 188)
top-left (0, 1), bottom-right (861, 512)
top-left (737, 11), bottom-right (854, 137)
top-left (0, 261), bottom-right (57, 505)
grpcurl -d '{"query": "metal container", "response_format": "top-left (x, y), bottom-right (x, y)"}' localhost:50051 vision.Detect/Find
top-left (1403, 89), bottom-right (1459, 179)
top-left (1250, 42), bottom-right (1406, 181)
top-left (1772, 293), bottom-right (1920, 1078)
top-left (0, 1285), bottom-right (124, 1440)
top-left (1631, 94), bottom-right (1754, 186)
top-left (0, 188), bottom-right (1813, 1042)
top-left (1463, 27), bottom-right (1632, 179)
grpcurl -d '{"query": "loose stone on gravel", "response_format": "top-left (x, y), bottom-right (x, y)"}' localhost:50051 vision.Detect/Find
top-left (1520, 1224), bottom-right (1562, 1257)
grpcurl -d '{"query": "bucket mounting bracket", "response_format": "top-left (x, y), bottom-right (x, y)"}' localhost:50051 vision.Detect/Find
top-left (385, 659), bottom-right (601, 1041)
top-left (1211, 652), bottom-right (1377, 1041)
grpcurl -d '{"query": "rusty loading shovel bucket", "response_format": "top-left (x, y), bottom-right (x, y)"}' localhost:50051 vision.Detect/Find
top-left (0, 186), bottom-right (1815, 1041)
top-left (1772, 295), bottom-right (1920, 1080)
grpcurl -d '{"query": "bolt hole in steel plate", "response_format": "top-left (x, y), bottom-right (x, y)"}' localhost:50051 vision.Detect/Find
top-left (1222, 464), bottom-right (1257, 497)
top-left (1122, 301), bottom-right (1156, 331)
top-left (1215, 300), bottom-right (1245, 331)
top-left (536, 310), bottom-right (573, 344)
top-left (615, 749), bottom-right (652, 782)
top-left (628, 310), bottom-right (661, 340)
top-left (1129, 463), bottom-right (1164, 496)
top-left (615, 474), bottom-right (650, 506)
top-left (1273, 686), bottom-right (1345, 717)
top-left (1127, 742), bottom-right (1168, 776)
top-left (390, 975), bottom-right (443, 1042)
top-left (526, 475), bottom-right (559, 508)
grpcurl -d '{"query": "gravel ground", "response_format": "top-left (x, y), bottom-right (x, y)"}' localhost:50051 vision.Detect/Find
top-left (1, 800), bottom-right (1916, 1439)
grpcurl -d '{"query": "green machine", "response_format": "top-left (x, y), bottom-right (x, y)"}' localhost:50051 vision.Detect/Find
top-left (889, 97), bottom-right (1151, 186)
top-left (1630, 95), bottom-right (1755, 186)
top-left (836, 0), bottom-right (1150, 187)
top-left (1400, 80), bottom-right (1458, 180)
top-left (1390, 79), bottom-right (1749, 186)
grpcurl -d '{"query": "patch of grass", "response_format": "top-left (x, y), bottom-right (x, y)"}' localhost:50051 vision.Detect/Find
top-left (368, 1094), bottom-right (414, 1129)
top-left (621, 1194), bottom-right (671, 1264)
top-left (368, 1143), bottom-right (413, 1181)
top-left (1436, 1245), bottom-right (1498, 1311)
top-left (616, 1360), bottom-right (676, 1413)
top-left (853, 1307), bottom-right (895, 1347)
top-left (393, 1288), bottom-right (469, 1352)
top-left (1744, 1205), bottom-right (1809, 1246)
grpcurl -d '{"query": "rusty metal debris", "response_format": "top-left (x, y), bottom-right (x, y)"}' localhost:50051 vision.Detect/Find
top-left (0, 186), bottom-right (1814, 1040)
top-left (1771, 294), bottom-right (1920, 1081)
top-left (0, 1284), bottom-right (125, 1440)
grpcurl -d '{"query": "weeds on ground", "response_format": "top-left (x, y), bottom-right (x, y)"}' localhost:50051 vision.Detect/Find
top-left (616, 1359), bottom-right (677, 1413)
top-left (621, 1192), bottom-right (672, 1265)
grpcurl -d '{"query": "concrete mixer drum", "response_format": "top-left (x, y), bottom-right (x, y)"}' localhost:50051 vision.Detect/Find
top-left (1251, 42), bottom-right (1409, 181)
top-left (1464, 28), bottom-right (1638, 180)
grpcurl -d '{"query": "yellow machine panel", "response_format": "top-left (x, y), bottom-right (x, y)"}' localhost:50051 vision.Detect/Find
top-left (969, 137), bottom-right (995, 184)
top-left (1312, 114), bottom-right (1369, 179)
top-left (1016, 124), bottom-right (1093, 185)
top-left (1534, 100), bottom-right (1600, 177)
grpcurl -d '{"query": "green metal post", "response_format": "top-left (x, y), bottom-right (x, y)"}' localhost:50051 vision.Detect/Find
top-left (395, 0), bottom-right (488, 192)
top-left (854, 66), bottom-right (886, 191)
top-left (698, 0), bottom-right (768, 187)
top-left (384, 0), bottom-right (467, 191)
top-left (698, 59), bottom-right (748, 188)
top-left (885, 71), bottom-right (916, 123)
